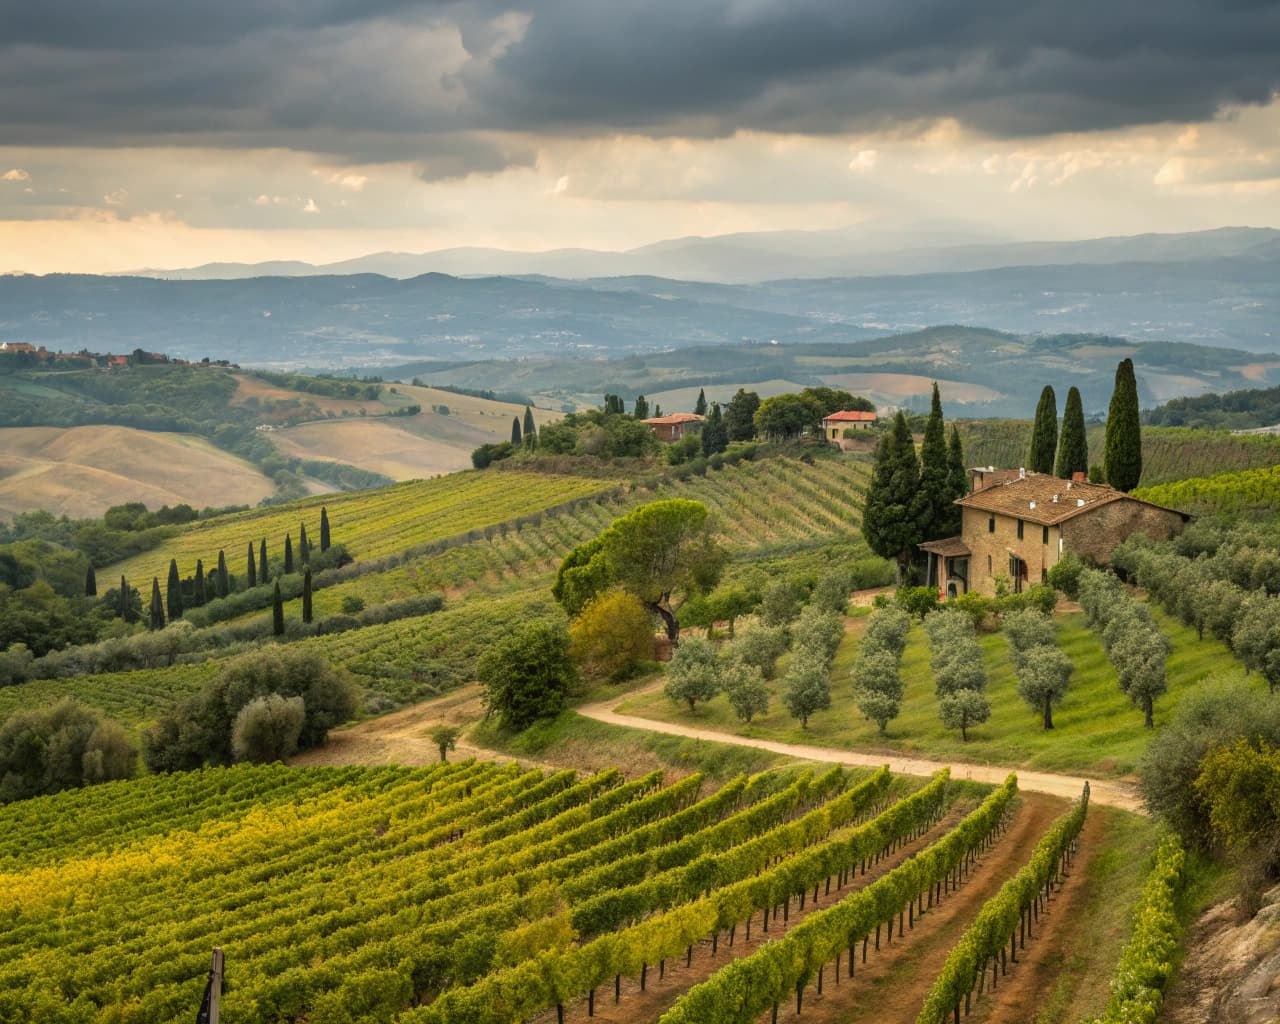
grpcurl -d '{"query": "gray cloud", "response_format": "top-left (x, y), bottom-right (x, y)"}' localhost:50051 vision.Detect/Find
top-left (1, 0), bottom-right (1278, 173)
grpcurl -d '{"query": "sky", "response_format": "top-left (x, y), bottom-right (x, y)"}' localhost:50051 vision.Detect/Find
top-left (3, 0), bottom-right (1279, 273)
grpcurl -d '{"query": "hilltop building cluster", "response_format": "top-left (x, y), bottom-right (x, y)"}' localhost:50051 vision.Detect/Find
top-left (0, 343), bottom-right (235, 370)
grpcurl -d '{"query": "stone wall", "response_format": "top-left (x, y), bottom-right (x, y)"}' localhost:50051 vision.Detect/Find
top-left (960, 507), bottom-right (1062, 597)
top-left (1060, 499), bottom-right (1187, 565)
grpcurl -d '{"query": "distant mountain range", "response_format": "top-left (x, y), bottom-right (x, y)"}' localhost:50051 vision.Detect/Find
top-left (121, 226), bottom-right (1280, 285)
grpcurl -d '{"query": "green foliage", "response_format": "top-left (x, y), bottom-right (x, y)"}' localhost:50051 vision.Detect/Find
top-left (1028, 384), bottom-right (1058, 474)
top-left (477, 621), bottom-right (576, 730)
top-left (1145, 380), bottom-right (1280, 430)
top-left (724, 389), bottom-right (760, 442)
top-left (942, 425), bottom-right (967, 538)
top-left (938, 688), bottom-right (991, 742)
top-left (701, 403), bottom-right (729, 456)
top-left (1089, 836), bottom-right (1185, 1024)
top-left (665, 434), bottom-right (703, 465)
top-left (632, 395), bottom-right (649, 420)
top-left (1137, 464), bottom-right (1280, 516)
top-left (863, 411), bottom-right (924, 575)
top-left (852, 646), bottom-right (904, 734)
top-left (1105, 358), bottom-right (1142, 492)
top-left (429, 724), bottom-right (462, 762)
top-left (1138, 679), bottom-right (1280, 850)
top-left (781, 651), bottom-right (831, 728)
top-left (471, 440), bottom-right (516, 469)
top-left (1014, 643), bottom-right (1074, 729)
top-left (722, 662), bottom-right (769, 723)
top-left (759, 575), bottom-right (806, 626)
top-left (1046, 552), bottom-right (1084, 598)
top-left (0, 700), bottom-right (136, 802)
top-left (569, 589), bottom-right (654, 682)
top-left (143, 647), bottom-right (357, 770)
top-left (231, 694), bottom-right (306, 763)
top-left (694, 388), bottom-right (708, 416)
top-left (148, 577), bottom-right (165, 631)
top-left (897, 585), bottom-right (939, 620)
top-left (726, 624), bottom-right (790, 680)
top-left (664, 637), bottom-right (722, 712)
top-left (1056, 385), bottom-right (1088, 479)
top-left (753, 392), bottom-right (822, 439)
top-left (918, 383), bottom-right (953, 542)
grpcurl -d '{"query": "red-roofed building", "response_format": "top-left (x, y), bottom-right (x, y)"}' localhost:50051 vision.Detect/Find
top-left (642, 413), bottom-right (705, 442)
top-left (821, 410), bottom-right (877, 448)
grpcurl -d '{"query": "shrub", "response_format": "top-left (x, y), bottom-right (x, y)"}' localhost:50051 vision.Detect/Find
top-left (0, 700), bottom-right (136, 802)
top-left (429, 724), bottom-right (462, 763)
top-left (948, 591), bottom-right (994, 629)
top-left (896, 585), bottom-right (939, 620)
top-left (569, 589), bottom-right (655, 682)
top-left (477, 621), bottom-right (577, 730)
top-left (1045, 552), bottom-right (1084, 598)
top-left (231, 694), bottom-right (306, 763)
top-left (341, 595), bottom-right (366, 614)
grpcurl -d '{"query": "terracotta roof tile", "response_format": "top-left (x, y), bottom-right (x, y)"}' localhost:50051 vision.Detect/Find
top-left (823, 410), bottom-right (877, 422)
top-left (956, 472), bottom-right (1186, 526)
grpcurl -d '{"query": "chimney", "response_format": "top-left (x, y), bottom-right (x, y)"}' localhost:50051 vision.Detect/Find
top-left (988, 465), bottom-right (994, 472)
top-left (1066, 480), bottom-right (1072, 490)
top-left (1052, 494), bottom-right (1059, 503)
top-left (1029, 500), bottom-right (1037, 510)
top-left (1019, 467), bottom-right (1026, 480)
top-left (1071, 471), bottom-right (1086, 483)
top-left (1077, 498), bottom-right (1085, 507)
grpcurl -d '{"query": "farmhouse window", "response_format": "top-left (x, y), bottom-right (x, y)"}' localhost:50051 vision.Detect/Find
top-left (988, 517), bottom-right (995, 533)
top-left (1017, 519), bottom-right (1024, 540)
top-left (1042, 525), bottom-right (1050, 544)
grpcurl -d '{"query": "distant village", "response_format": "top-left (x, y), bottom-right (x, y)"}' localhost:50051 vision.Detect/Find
top-left (0, 342), bottom-right (237, 370)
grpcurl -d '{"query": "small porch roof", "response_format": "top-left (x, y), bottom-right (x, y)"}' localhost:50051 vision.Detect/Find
top-left (918, 536), bottom-right (970, 558)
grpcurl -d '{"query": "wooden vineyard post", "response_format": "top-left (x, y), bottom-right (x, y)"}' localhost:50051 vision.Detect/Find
top-left (195, 948), bottom-right (223, 1024)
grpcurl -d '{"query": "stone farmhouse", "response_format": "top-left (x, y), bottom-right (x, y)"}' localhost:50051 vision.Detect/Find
top-left (920, 467), bottom-right (1191, 598)
top-left (821, 410), bottom-right (877, 448)
top-left (642, 413), bottom-right (704, 442)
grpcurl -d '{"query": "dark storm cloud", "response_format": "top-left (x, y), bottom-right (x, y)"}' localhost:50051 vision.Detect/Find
top-left (2, 0), bottom-right (1278, 165)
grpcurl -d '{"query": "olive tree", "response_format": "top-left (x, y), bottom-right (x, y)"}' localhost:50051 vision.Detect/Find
top-left (722, 662), bottom-right (770, 724)
top-left (782, 652), bottom-right (831, 729)
top-left (664, 637), bottom-right (722, 712)
top-left (231, 694), bottom-right (306, 763)
top-left (1015, 644), bottom-right (1074, 729)
top-left (852, 647), bottom-right (904, 735)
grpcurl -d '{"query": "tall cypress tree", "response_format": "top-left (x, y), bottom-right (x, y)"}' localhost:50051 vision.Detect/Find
top-left (272, 581), bottom-right (285, 637)
top-left (652, 403), bottom-right (663, 418)
top-left (510, 416), bottom-right (522, 446)
top-left (633, 395), bottom-right (649, 420)
top-left (1028, 385), bottom-right (1058, 474)
top-left (522, 406), bottom-right (536, 446)
top-left (1055, 385), bottom-right (1089, 480)
top-left (299, 523), bottom-right (310, 564)
top-left (194, 559), bottom-right (207, 606)
top-left (941, 425), bottom-right (967, 537)
top-left (216, 550), bottom-right (229, 599)
top-left (863, 410), bottom-right (924, 581)
top-left (694, 388), bottom-right (708, 416)
top-left (85, 565), bottom-right (97, 597)
top-left (320, 507), bottom-right (331, 552)
top-left (701, 403), bottom-right (729, 456)
top-left (149, 577), bottom-right (165, 631)
top-left (259, 539), bottom-right (268, 581)
top-left (302, 567), bottom-right (313, 625)
top-left (284, 534), bottom-right (294, 575)
top-left (1104, 358), bottom-right (1142, 492)
top-left (247, 542), bottom-right (257, 588)
top-left (166, 558), bottom-right (183, 621)
top-left (917, 383), bottom-right (950, 541)
top-left (118, 575), bottom-right (129, 621)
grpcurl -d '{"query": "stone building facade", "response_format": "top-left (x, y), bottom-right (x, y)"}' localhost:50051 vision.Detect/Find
top-left (921, 470), bottom-right (1190, 598)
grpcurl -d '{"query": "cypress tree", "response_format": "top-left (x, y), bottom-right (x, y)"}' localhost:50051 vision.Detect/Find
top-left (863, 410), bottom-right (925, 581)
top-left (523, 406), bottom-right (536, 446)
top-left (166, 558), bottom-right (183, 621)
top-left (194, 559), bottom-right (207, 606)
top-left (272, 581), bottom-right (285, 637)
top-left (694, 388), bottom-right (708, 416)
top-left (302, 567), bottom-right (313, 624)
top-left (1028, 385), bottom-right (1058, 474)
top-left (85, 565), bottom-right (97, 597)
top-left (320, 507), bottom-right (331, 552)
top-left (917, 383), bottom-right (950, 541)
top-left (299, 523), bottom-right (310, 564)
top-left (260, 538), bottom-right (268, 580)
top-left (701, 403), bottom-right (729, 456)
top-left (118, 575), bottom-right (129, 620)
top-left (1104, 358), bottom-right (1142, 491)
top-left (216, 550), bottom-right (229, 598)
top-left (1055, 385), bottom-right (1089, 480)
top-left (511, 416), bottom-right (522, 446)
top-left (284, 534), bottom-right (294, 575)
top-left (652, 403), bottom-right (663, 418)
top-left (941, 425), bottom-right (967, 537)
top-left (149, 578), bottom-right (165, 631)
top-left (633, 395), bottom-right (649, 420)
top-left (247, 542), bottom-right (257, 588)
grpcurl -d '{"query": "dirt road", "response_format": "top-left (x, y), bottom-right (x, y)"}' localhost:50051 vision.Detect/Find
top-left (576, 698), bottom-right (1143, 812)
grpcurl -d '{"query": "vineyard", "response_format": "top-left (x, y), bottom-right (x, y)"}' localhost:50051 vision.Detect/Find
top-left (109, 470), bottom-right (615, 584)
top-left (0, 756), bottom-right (1127, 1024)
top-left (1135, 463), bottom-right (1280, 515)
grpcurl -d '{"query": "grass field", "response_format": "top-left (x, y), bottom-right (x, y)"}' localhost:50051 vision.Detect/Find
top-left (0, 425), bottom-right (275, 520)
top-left (107, 469), bottom-right (613, 583)
top-left (615, 606), bottom-right (1261, 777)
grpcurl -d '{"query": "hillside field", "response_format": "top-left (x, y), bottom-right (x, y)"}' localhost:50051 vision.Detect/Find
top-left (0, 425), bottom-right (275, 520)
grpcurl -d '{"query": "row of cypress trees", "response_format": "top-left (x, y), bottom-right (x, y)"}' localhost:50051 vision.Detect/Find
top-left (1026, 358), bottom-right (1142, 491)
top-left (510, 406), bottom-right (538, 447)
